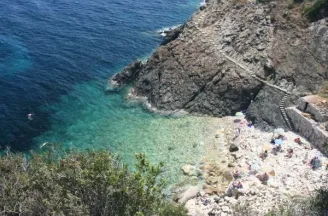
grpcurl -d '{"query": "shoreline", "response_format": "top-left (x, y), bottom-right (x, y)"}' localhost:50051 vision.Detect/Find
top-left (172, 116), bottom-right (328, 215)
top-left (107, 0), bottom-right (328, 214)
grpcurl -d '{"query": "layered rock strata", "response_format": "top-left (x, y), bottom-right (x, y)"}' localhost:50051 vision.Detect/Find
top-left (110, 0), bottom-right (328, 128)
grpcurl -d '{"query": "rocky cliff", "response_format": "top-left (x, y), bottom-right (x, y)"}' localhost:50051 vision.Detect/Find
top-left (110, 0), bottom-right (328, 128)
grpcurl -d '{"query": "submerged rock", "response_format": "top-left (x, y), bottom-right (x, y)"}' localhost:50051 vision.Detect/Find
top-left (182, 164), bottom-right (196, 176)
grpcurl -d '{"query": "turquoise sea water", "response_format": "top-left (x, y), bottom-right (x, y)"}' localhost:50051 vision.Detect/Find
top-left (0, 0), bottom-right (219, 184)
top-left (34, 82), bottom-right (220, 183)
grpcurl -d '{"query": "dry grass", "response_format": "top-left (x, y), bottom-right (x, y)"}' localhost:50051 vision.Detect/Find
top-left (318, 81), bottom-right (328, 99)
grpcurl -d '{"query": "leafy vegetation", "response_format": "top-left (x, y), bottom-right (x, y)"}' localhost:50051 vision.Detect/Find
top-left (304, 0), bottom-right (328, 21)
top-left (256, 0), bottom-right (272, 3)
top-left (294, 0), bottom-right (305, 4)
top-left (232, 189), bottom-right (328, 216)
top-left (265, 189), bottom-right (328, 216)
top-left (0, 149), bottom-right (187, 216)
top-left (318, 81), bottom-right (328, 99)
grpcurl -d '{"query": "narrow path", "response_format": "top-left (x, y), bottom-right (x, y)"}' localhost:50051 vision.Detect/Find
top-left (193, 24), bottom-right (290, 94)
top-left (279, 93), bottom-right (293, 129)
top-left (191, 16), bottom-right (293, 128)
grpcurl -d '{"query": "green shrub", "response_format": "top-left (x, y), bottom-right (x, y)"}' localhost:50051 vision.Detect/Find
top-left (256, 0), bottom-right (271, 3)
top-left (233, 190), bottom-right (328, 216)
top-left (265, 190), bottom-right (328, 216)
top-left (304, 0), bottom-right (328, 21)
top-left (0, 149), bottom-right (187, 216)
top-left (311, 188), bottom-right (328, 215)
top-left (288, 4), bottom-right (295, 9)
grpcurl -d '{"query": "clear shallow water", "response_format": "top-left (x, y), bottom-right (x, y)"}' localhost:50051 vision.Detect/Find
top-left (34, 81), bottom-right (219, 183)
top-left (0, 0), bottom-right (214, 184)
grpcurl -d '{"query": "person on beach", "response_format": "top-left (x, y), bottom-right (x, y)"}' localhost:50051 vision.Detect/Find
top-left (273, 143), bottom-right (282, 155)
top-left (257, 173), bottom-right (269, 184)
top-left (248, 164), bottom-right (259, 175)
top-left (310, 156), bottom-right (321, 169)
top-left (233, 169), bottom-right (240, 179)
top-left (259, 150), bottom-right (268, 160)
top-left (248, 164), bottom-right (252, 172)
top-left (233, 180), bottom-right (243, 189)
top-left (286, 148), bottom-right (293, 158)
top-left (270, 137), bottom-right (275, 144)
top-left (233, 127), bottom-right (241, 140)
top-left (226, 180), bottom-right (244, 198)
top-left (247, 120), bottom-right (253, 128)
top-left (294, 137), bottom-right (302, 145)
top-left (197, 192), bottom-right (210, 206)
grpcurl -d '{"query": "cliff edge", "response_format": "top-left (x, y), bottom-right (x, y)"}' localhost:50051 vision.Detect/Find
top-left (110, 0), bottom-right (328, 129)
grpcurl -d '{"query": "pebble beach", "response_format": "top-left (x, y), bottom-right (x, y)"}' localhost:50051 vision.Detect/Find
top-left (173, 115), bottom-right (328, 216)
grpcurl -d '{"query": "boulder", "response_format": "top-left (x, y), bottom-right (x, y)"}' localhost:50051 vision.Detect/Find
top-left (178, 186), bottom-right (200, 204)
top-left (203, 184), bottom-right (218, 195)
top-left (208, 207), bottom-right (220, 216)
top-left (223, 170), bottom-right (233, 181)
top-left (182, 164), bottom-right (196, 176)
top-left (222, 205), bottom-right (231, 213)
top-left (161, 25), bottom-right (184, 46)
top-left (214, 197), bottom-right (221, 203)
top-left (109, 61), bottom-right (143, 88)
top-left (206, 176), bottom-right (218, 185)
top-left (229, 144), bottom-right (239, 152)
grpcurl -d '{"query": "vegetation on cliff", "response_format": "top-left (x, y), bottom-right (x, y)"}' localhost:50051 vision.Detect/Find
top-left (0, 149), bottom-right (187, 216)
top-left (303, 0), bottom-right (328, 21)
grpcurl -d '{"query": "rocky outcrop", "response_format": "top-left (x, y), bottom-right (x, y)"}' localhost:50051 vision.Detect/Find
top-left (111, 0), bottom-right (328, 128)
top-left (109, 61), bottom-right (143, 88)
top-left (247, 86), bottom-right (288, 128)
top-left (161, 25), bottom-right (184, 46)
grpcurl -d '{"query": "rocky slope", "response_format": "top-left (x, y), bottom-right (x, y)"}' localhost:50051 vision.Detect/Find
top-left (110, 0), bottom-right (328, 128)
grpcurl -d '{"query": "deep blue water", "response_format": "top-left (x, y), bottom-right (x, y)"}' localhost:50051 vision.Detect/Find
top-left (0, 0), bottom-right (199, 151)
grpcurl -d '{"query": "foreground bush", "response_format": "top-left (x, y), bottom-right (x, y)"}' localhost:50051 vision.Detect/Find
top-left (232, 189), bottom-right (328, 216)
top-left (0, 149), bottom-right (187, 216)
top-left (265, 189), bottom-right (328, 216)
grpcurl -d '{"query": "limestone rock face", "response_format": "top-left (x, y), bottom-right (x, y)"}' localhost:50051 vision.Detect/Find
top-left (112, 0), bottom-right (328, 126)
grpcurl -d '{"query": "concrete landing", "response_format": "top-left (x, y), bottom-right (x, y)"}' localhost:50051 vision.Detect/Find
top-left (297, 95), bottom-right (328, 122)
top-left (286, 106), bottom-right (328, 155)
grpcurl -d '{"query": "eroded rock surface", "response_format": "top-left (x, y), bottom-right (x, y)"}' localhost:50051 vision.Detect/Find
top-left (111, 0), bottom-right (328, 127)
